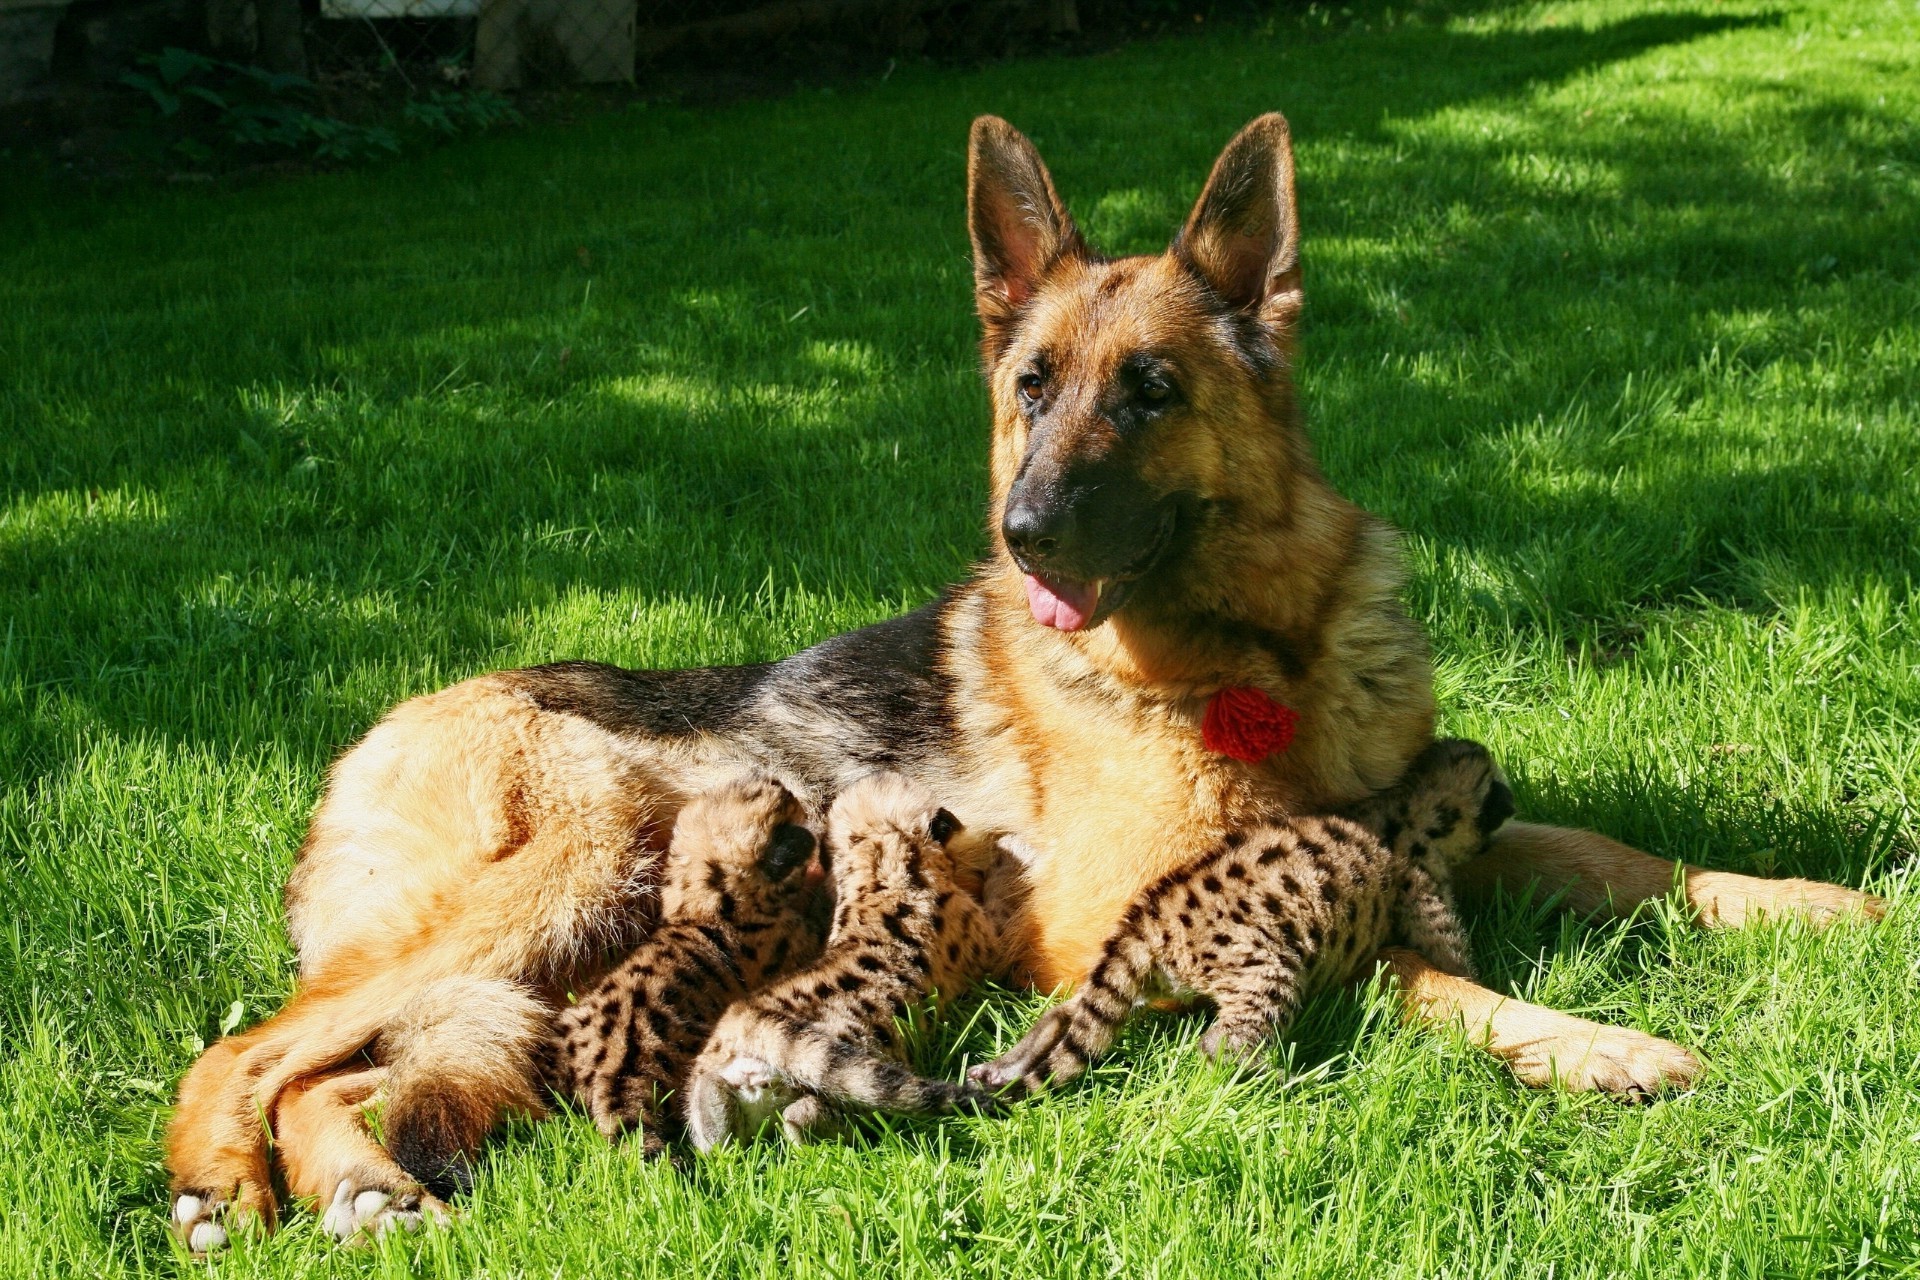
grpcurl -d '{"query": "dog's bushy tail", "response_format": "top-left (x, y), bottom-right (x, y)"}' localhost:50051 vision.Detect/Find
top-left (380, 976), bottom-right (549, 1197)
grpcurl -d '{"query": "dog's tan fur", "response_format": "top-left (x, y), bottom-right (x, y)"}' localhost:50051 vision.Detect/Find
top-left (166, 679), bottom-right (750, 1244)
top-left (165, 112), bottom-right (1883, 1250)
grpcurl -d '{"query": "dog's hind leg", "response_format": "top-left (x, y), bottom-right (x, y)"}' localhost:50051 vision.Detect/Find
top-left (166, 1028), bottom-right (280, 1252)
top-left (1374, 946), bottom-right (1702, 1096)
top-left (167, 970), bottom-right (445, 1251)
top-left (275, 1066), bottom-right (450, 1245)
top-left (1457, 821), bottom-right (1884, 929)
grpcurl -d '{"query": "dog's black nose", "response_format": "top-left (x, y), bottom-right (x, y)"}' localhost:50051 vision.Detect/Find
top-left (1002, 496), bottom-right (1066, 564)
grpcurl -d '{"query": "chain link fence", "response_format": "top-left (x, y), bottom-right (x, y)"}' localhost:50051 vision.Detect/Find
top-left (5, 0), bottom-right (1141, 162)
top-left (305, 0), bottom-right (631, 90)
top-left (297, 0), bottom-right (1079, 92)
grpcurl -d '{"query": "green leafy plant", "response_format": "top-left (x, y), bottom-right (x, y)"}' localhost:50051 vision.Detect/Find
top-left (123, 47), bottom-right (399, 164)
top-left (121, 48), bottom-right (518, 169)
top-left (402, 89), bottom-right (522, 138)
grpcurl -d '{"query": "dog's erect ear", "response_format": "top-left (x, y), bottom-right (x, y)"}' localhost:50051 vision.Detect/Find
top-left (968, 116), bottom-right (1085, 348)
top-left (1176, 113), bottom-right (1303, 326)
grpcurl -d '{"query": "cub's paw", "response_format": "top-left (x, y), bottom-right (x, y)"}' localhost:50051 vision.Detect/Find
top-left (779, 1094), bottom-right (842, 1145)
top-left (170, 1182), bottom-right (273, 1254)
top-left (968, 1054), bottom-right (1040, 1098)
top-left (969, 1006), bottom-right (1075, 1097)
top-left (687, 1056), bottom-right (797, 1150)
top-left (719, 1055), bottom-right (797, 1136)
top-left (319, 1176), bottom-right (450, 1245)
top-left (1197, 1019), bottom-right (1276, 1066)
top-left (717, 1055), bottom-right (778, 1098)
top-left (1512, 1023), bottom-right (1704, 1099)
top-left (1690, 873), bottom-right (1886, 930)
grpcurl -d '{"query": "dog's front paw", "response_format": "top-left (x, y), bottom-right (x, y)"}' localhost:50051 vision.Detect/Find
top-left (1510, 1022), bottom-right (1703, 1098)
top-left (1687, 870), bottom-right (1885, 929)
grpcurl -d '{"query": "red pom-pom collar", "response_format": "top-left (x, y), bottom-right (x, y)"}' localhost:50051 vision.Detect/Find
top-left (1202, 686), bottom-right (1299, 763)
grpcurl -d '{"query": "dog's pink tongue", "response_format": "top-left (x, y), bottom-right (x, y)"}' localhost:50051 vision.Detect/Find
top-left (1025, 574), bottom-right (1099, 631)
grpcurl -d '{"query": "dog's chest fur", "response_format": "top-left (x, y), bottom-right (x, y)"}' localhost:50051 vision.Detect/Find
top-left (940, 531), bottom-right (1434, 990)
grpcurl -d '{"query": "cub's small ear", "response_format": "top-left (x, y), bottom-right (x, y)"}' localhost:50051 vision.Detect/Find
top-left (1175, 112), bottom-right (1303, 328)
top-left (761, 823), bottom-right (817, 878)
top-left (968, 116), bottom-right (1086, 352)
top-left (928, 808), bottom-right (962, 846)
top-left (1477, 777), bottom-right (1516, 837)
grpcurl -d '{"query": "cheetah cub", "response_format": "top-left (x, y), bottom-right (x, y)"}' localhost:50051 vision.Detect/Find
top-left (972, 738), bottom-right (1513, 1096)
top-left (684, 772), bottom-right (998, 1150)
top-left (546, 773), bottom-right (825, 1157)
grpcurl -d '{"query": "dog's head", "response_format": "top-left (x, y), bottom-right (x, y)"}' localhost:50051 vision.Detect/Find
top-left (968, 114), bottom-right (1310, 633)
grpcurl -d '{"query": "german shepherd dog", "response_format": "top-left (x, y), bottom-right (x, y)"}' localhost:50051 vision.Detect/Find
top-left (165, 113), bottom-right (1883, 1250)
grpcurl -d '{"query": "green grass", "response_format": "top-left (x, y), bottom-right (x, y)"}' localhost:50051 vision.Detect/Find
top-left (3, 0), bottom-right (1918, 1271)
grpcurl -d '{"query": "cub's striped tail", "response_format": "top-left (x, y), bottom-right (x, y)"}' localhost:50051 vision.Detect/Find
top-left (684, 1020), bottom-right (991, 1151)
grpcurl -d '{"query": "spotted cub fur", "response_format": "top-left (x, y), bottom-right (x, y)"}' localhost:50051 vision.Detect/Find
top-left (684, 772), bottom-right (998, 1149)
top-left (546, 774), bottom-right (824, 1156)
top-left (972, 738), bottom-right (1513, 1095)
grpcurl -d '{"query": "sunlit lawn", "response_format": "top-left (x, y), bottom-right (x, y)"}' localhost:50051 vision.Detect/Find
top-left (2, 0), bottom-right (1917, 1272)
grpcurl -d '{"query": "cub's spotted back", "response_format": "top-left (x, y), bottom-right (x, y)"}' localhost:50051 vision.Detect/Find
top-left (683, 772), bottom-right (998, 1149)
top-left (545, 773), bottom-right (824, 1156)
top-left (973, 739), bottom-right (1510, 1095)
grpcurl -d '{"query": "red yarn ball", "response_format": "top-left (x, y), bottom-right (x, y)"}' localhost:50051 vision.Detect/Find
top-left (1201, 686), bottom-right (1299, 763)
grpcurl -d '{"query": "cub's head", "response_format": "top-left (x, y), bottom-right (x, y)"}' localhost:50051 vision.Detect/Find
top-left (823, 772), bottom-right (966, 898)
top-left (1371, 738), bottom-right (1515, 869)
top-left (968, 113), bottom-right (1315, 635)
top-left (660, 772), bottom-right (822, 925)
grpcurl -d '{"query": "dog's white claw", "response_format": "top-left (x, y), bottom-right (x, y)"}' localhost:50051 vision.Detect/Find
top-left (373, 1206), bottom-right (422, 1238)
top-left (173, 1193), bottom-right (235, 1254)
top-left (321, 1180), bottom-right (362, 1241)
top-left (187, 1220), bottom-right (228, 1254)
top-left (322, 1178), bottom-right (446, 1243)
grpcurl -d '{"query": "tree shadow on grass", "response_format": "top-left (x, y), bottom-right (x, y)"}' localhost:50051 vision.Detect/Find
top-left (3, 3), bottom-right (1900, 721)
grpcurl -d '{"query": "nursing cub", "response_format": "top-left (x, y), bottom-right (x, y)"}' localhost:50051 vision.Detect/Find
top-left (684, 772), bottom-right (999, 1148)
top-left (974, 739), bottom-right (1512, 1095)
top-left (555, 743), bottom-right (1510, 1148)
top-left (546, 774), bottom-right (824, 1155)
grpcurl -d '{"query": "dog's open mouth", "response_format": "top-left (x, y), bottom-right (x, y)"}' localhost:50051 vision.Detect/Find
top-left (1023, 574), bottom-right (1101, 631)
top-left (1022, 509), bottom-right (1179, 632)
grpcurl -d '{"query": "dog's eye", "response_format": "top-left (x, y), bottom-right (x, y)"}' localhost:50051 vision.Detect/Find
top-left (1138, 377), bottom-right (1173, 405)
top-left (1016, 374), bottom-right (1044, 404)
